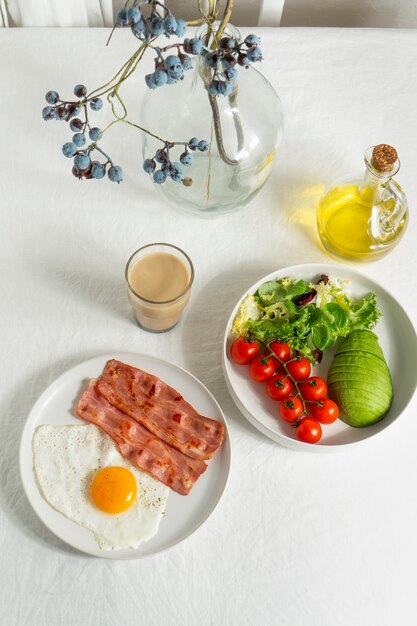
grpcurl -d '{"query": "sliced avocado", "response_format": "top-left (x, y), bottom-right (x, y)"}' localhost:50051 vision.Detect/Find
top-left (327, 368), bottom-right (390, 392)
top-left (331, 350), bottom-right (388, 367)
top-left (334, 329), bottom-right (385, 357)
top-left (328, 386), bottom-right (391, 411)
top-left (328, 330), bottom-right (393, 427)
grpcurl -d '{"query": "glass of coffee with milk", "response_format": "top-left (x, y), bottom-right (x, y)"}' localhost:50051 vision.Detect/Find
top-left (125, 243), bottom-right (194, 332)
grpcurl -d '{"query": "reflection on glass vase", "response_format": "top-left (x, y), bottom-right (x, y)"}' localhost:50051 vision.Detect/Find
top-left (141, 24), bottom-right (284, 215)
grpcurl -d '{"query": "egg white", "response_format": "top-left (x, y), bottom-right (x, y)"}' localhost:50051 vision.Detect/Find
top-left (32, 424), bottom-right (169, 550)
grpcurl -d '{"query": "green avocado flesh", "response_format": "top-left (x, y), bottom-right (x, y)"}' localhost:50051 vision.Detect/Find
top-left (328, 330), bottom-right (393, 427)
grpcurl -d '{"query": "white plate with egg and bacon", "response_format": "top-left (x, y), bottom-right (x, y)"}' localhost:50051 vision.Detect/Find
top-left (20, 353), bottom-right (231, 559)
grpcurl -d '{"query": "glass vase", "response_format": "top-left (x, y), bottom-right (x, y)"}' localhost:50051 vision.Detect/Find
top-left (140, 24), bottom-right (284, 215)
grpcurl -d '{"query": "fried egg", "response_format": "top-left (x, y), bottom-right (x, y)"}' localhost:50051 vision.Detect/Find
top-left (32, 424), bottom-right (169, 550)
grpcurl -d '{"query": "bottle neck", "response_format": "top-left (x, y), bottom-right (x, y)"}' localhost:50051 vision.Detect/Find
top-left (362, 167), bottom-right (390, 190)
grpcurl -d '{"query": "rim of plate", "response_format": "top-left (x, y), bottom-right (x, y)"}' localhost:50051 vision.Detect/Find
top-left (19, 352), bottom-right (231, 559)
top-left (222, 262), bottom-right (417, 452)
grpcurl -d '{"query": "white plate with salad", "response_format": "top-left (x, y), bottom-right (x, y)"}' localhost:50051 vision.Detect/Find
top-left (222, 263), bottom-right (417, 451)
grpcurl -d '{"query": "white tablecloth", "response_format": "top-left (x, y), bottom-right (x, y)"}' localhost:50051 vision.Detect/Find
top-left (1, 27), bottom-right (416, 626)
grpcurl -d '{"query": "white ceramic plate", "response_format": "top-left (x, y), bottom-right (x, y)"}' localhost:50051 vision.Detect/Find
top-left (20, 353), bottom-right (231, 559)
top-left (223, 263), bottom-right (417, 452)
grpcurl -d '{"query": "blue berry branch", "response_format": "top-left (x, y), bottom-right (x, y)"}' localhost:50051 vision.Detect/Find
top-left (41, 0), bottom-right (262, 185)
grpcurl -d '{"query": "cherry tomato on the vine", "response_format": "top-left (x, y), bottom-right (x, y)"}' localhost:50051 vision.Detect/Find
top-left (279, 396), bottom-right (304, 423)
top-left (296, 417), bottom-right (322, 443)
top-left (268, 341), bottom-right (291, 363)
top-left (309, 398), bottom-right (339, 424)
top-left (286, 356), bottom-right (311, 381)
top-left (230, 336), bottom-right (259, 365)
top-left (266, 373), bottom-right (293, 401)
top-left (298, 376), bottom-right (327, 401)
top-left (249, 355), bottom-right (277, 382)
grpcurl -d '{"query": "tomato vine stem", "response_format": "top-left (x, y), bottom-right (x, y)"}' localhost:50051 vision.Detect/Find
top-left (261, 341), bottom-right (309, 426)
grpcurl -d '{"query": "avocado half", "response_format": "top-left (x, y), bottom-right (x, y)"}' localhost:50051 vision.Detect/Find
top-left (328, 330), bottom-right (393, 427)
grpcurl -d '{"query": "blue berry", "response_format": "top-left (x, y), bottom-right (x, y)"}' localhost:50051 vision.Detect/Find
top-left (224, 66), bottom-right (238, 81)
top-left (148, 15), bottom-right (164, 36)
top-left (127, 6), bottom-right (141, 23)
top-left (116, 8), bottom-right (129, 26)
top-left (197, 140), bottom-right (209, 152)
top-left (70, 118), bottom-right (83, 132)
top-left (218, 80), bottom-right (233, 96)
top-left (73, 133), bottom-right (86, 147)
top-left (165, 55), bottom-right (183, 80)
top-left (173, 66), bottom-right (184, 80)
top-left (181, 54), bottom-right (193, 71)
top-left (237, 54), bottom-right (250, 67)
top-left (145, 74), bottom-right (157, 90)
top-left (153, 169), bottom-right (167, 184)
top-left (180, 152), bottom-right (193, 166)
top-left (131, 20), bottom-right (145, 36)
top-left (55, 106), bottom-right (68, 120)
top-left (72, 165), bottom-right (82, 179)
top-left (170, 162), bottom-right (185, 182)
top-left (189, 38), bottom-right (203, 55)
top-left (223, 54), bottom-right (237, 67)
top-left (207, 81), bottom-right (220, 96)
top-left (219, 37), bottom-right (236, 49)
top-left (45, 90), bottom-right (59, 104)
top-left (164, 14), bottom-right (177, 35)
top-left (73, 84), bottom-right (87, 98)
top-left (74, 152), bottom-right (90, 170)
top-left (66, 104), bottom-right (80, 120)
top-left (91, 161), bottom-right (106, 179)
top-left (166, 76), bottom-right (177, 85)
top-left (175, 19), bottom-right (186, 37)
top-left (152, 70), bottom-right (168, 87)
top-left (188, 137), bottom-right (199, 151)
top-left (204, 52), bottom-right (218, 68)
top-left (90, 98), bottom-right (103, 111)
top-left (155, 149), bottom-right (167, 163)
top-left (143, 158), bottom-right (156, 174)
top-left (42, 106), bottom-right (55, 121)
top-left (62, 142), bottom-right (77, 158)
top-left (108, 165), bottom-right (123, 183)
top-left (246, 46), bottom-right (262, 62)
top-left (89, 127), bottom-right (102, 141)
top-left (245, 34), bottom-right (260, 46)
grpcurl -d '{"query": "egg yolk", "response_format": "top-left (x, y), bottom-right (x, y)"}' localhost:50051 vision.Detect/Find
top-left (91, 466), bottom-right (137, 514)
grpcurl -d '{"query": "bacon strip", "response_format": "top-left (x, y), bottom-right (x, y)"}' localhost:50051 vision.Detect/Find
top-left (76, 380), bottom-right (207, 496)
top-left (96, 360), bottom-right (225, 461)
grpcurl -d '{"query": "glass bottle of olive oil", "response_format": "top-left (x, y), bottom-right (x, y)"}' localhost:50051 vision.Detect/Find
top-left (317, 144), bottom-right (408, 261)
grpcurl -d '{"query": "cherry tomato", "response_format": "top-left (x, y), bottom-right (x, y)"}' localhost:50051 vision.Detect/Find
top-left (279, 396), bottom-right (304, 423)
top-left (298, 376), bottom-right (327, 401)
top-left (309, 398), bottom-right (339, 424)
top-left (296, 417), bottom-right (322, 443)
top-left (268, 341), bottom-right (291, 363)
top-left (249, 355), bottom-right (277, 382)
top-left (286, 357), bottom-right (311, 381)
top-left (230, 336), bottom-right (259, 365)
top-left (266, 373), bottom-right (293, 401)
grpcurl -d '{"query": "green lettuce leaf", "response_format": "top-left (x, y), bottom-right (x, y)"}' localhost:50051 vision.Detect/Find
top-left (231, 294), bottom-right (261, 337)
top-left (232, 275), bottom-right (382, 363)
top-left (348, 293), bottom-right (381, 330)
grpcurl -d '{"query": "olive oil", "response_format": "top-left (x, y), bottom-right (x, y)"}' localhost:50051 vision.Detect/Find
top-left (317, 145), bottom-right (408, 261)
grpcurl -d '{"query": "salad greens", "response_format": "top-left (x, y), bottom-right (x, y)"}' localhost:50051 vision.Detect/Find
top-left (231, 275), bottom-right (381, 363)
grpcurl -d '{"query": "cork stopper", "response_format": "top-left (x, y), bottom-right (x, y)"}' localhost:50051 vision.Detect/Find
top-left (371, 144), bottom-right (398, 172)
